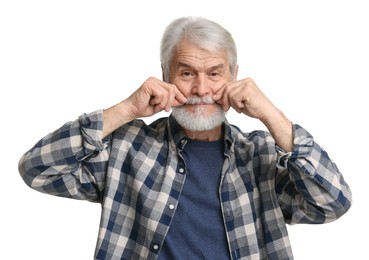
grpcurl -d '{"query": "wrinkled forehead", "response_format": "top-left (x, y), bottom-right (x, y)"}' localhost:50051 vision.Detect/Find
top-left (171, 43), bottom-right (228, 71)
top-left (178, 36), bottom-right (224, 55)
top-left (173, 39), bottom-right (228, 61)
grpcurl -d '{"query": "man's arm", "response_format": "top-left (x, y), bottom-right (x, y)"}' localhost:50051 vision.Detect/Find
top-left (18, 110), bottom-right (108, 201)
top-left (275, 124), bottom-right (352, 223)
top-left (18, 77), bottom-right (187, 199)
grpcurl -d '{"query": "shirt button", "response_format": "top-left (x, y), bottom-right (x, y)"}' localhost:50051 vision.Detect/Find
top-left (179, 168), bottom-right (185, 173)
top-left (169, 204), bottom-right (175, 210)
top-left (153, 244), bottom-right (159, 251)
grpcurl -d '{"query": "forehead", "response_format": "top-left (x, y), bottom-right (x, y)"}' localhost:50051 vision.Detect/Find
top-left (172, 40), bottom-right (228, 68)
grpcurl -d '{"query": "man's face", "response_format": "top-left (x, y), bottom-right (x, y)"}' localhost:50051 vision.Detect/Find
top-left (169, 41), bottom-right (234, 131)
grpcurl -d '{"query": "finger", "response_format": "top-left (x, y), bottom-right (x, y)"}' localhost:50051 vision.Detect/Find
top-left (174, 87), bottom-right (187, 105)
top-left (213, 86), bottom-right (225, 102)
top-left (221, 84), bottom-right (232, 111)
top-left (231, 100), bottom-right (245, 114)
top-left (213, 83), bottom-right (231, 111)
top-left (149, 94), bottom-right (164, 107)
top-left (151, 83), bottom-right (187, 111)
top-left (172, 99), bottom-right (186, 107)
top-left (164, 86), bottom-right (176, 112)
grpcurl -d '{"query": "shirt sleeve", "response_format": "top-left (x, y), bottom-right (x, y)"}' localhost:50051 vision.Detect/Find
top-left (18, 109), bottom-right (109, 202)
top-left (275, 124), bottom-right (352, 224)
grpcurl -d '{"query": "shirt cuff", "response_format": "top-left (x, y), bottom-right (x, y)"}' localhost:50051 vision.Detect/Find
top-left (276, 124), bottom-right (314, 169)
top-left (76, 110), bottom-right (107, 160)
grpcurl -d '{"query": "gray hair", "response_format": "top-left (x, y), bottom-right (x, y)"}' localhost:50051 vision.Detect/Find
top-left (160, 16), bottom-right (238, 82)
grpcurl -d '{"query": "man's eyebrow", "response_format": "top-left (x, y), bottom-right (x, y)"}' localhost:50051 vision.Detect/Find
top-left (210, 64), bottom-right (225, 70)
top-left (176, 62), bottom-right (225, 70)
top-left (176, 62), bottom-right (192, 69)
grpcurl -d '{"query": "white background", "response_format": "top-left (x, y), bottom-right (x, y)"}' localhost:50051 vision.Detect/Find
top-left (1, 1), bottom-right (367, 259)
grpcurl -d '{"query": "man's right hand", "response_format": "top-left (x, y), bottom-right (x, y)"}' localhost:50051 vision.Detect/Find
top-left (102, 77), bottom-right (187, 138)
top-left (125, 77), bottom-right (187, 118)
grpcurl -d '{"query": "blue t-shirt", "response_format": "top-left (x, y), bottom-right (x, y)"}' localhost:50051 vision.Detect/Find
top-left (158, 138), bottom-right (231, 259)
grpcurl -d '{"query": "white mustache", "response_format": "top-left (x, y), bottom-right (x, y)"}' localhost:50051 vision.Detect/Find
top-left (185, 96), bottom-right (215, 105)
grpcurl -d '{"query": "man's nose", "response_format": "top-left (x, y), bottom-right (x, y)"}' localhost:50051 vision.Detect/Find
top-left (192, 75), bottom-right (211, 96)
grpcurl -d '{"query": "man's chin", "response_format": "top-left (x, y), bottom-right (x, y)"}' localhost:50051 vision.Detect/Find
top-left (171, 107), bottom-right (226, 132)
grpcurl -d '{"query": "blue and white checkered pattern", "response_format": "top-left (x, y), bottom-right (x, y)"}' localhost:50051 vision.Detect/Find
top-left (19, 110), bottom-right (352, 259)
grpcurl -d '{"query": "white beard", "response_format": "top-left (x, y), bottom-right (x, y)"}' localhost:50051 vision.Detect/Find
top-left (171, 96), bottom-right (226, 131)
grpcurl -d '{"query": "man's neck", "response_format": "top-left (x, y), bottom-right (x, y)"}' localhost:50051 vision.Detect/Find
top-left (183, 126), bottom-right (223, 141)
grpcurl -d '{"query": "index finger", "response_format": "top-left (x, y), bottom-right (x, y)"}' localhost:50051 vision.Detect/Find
top-left (172, 86), bottom-right (187, 107)
top-left (213, 83), bottom-right (231, 111)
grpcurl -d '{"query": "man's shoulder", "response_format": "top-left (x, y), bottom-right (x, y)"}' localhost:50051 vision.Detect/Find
top-left (228, 123), bottom-right (273, 146)
top-left (114, 117), bottom-right (169, 138)
top-left (229, 123), bottom-right (270, 137)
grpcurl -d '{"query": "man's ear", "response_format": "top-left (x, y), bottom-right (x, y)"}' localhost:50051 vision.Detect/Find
top-left (233, 64), bottom-right (239, 81)
top-left (161, 64), bottom-right (167, 82)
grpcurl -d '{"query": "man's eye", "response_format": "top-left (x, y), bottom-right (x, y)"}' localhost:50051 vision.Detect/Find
top-left (182, 72), bottom-right (193, 77)
top-left (210, 72), bottom-right (220, 78)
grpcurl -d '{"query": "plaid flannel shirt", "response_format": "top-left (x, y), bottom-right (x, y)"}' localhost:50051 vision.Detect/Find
top-left (19, 109), bottom-right (352, 260)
